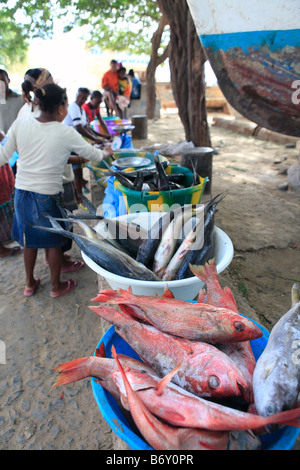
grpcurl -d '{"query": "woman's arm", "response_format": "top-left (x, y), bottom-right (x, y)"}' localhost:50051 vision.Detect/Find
top-left (68, 127), bottom-right (114, 162)
top-left (96, 110), bottom-right (110, 136)
top-left (0, 122), bottom-right (17, 166)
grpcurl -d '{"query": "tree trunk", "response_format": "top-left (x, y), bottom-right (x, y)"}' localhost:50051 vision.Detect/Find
top-left (157, 0), bottom-right (211, 147)
top-left (146, 15), bottom-right (169, 119)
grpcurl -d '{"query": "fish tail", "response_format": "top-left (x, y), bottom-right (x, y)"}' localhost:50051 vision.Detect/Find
top-left (89, 305), bottom-right (129, 326)
top-left (189, 258), bottom-right (218, 284)
top-left (265, 407), bottom-right (300, 428)
top-left (91, 289), bottom-right (120, 303)
top-left (197, 287), bottom-right (207, 303)
top-left (280, 419), bottom-right (300, 428)
top-left (161, 285), bottom-right (174, 299)
top-left (96, 342), bottom-right (106, 358)
top-left (53, 357), bottom-right (91, 387)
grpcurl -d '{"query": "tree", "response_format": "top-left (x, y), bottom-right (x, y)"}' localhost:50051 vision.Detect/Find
top-left (0, 0), bottom-right (169, 118)
top-left (157, 0), bottom-right (211, 147)
top-left (59, 0), bottom-right (169, 118)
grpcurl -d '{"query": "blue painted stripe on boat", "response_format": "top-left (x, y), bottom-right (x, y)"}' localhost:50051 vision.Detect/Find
top-left (200, 29), bottom-right (300, 53)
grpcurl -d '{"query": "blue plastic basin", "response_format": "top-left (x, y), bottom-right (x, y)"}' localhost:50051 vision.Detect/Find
top-left (91, 315), bottom-right (300, 450)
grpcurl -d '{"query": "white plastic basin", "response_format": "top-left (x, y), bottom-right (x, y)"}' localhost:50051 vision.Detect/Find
top-left (81, 212), bottom-right (234, 300)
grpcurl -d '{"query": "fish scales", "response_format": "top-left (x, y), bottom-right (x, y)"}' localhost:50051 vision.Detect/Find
top-left (93, 288), bottom-right (263, 344)
top-left (112, 366), bottom-right (300, 435)
top-left (89, 305), bottom-right (251, 400)
top-left (253, 301), bottom-right (300, 417)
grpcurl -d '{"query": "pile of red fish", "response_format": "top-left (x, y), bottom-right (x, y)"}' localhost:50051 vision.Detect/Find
top-left (53, 259), bottom-right (300, 450)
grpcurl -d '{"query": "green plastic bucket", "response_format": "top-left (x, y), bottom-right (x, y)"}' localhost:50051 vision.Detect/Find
top-left (86, 152), bottom-right (168, 188)
top-left (114, 164), bottom-right (208, 213)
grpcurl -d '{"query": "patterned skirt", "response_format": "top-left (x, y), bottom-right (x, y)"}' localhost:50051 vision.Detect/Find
top-left (0, 196), bottom-right (14, 244)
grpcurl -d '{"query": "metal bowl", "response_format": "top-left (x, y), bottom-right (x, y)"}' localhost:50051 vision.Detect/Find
top-left (113, 156), bottom-right (152, 169)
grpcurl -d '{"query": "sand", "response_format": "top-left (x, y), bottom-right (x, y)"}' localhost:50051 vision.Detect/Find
top-left (0, 110), bottom-right (299, 450)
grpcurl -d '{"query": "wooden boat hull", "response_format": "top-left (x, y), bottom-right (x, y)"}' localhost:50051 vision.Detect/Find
top-left (187, 0), bottom-right (300, 137)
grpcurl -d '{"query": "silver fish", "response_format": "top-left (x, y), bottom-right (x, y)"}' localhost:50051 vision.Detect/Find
top-left (32, 216), bottom-right (160, 281)
top-left (153, 205), bottom-right (205, 276)
top-left (161, 213), bottom-right (205, 281)
top-left (253, 284), bottom-right (300, 420)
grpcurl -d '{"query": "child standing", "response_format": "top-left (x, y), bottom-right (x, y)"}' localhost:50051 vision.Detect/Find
top-left (0, 83), bottom-right (113, 297)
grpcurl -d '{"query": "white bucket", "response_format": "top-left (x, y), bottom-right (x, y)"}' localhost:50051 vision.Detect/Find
top-left (82, 212), bottom-right (234, 300)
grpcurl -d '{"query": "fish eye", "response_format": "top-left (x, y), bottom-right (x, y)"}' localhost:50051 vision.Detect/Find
top-left (208, 375), bottom-right (220, 390)
top-left (233, 321), bottom-right (246, 332)
top-left (266, 404), bottom-right (275, 416)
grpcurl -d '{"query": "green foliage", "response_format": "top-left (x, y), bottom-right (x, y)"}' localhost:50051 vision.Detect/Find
top-left (0, 0), bottom-right (166, 64)
top-left (0, 8), bottom-right (28, 65)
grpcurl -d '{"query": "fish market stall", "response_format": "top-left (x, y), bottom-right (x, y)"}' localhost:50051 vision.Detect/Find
top-left (53, 257), bottom-right (300, 450)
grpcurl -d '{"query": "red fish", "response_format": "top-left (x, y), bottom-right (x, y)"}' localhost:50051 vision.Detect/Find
top-left (92, 287), bottom-right (263, 345)
top-left (89, 305), bottom-right (251, 400)
top-left (52, 343), bottom-right (156, 408)
top-left (190, 259), bottom-right (257, 401)
top-left (191, 258), bottom-right (239, 310)
top-left (111, 346), bottom-right (233, 450)
top-left (112, 365), bottom-right (300, 434)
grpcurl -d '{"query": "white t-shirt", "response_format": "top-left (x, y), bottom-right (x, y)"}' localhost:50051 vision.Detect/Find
top-left (0, 116), bottom-right (103, 195)
top-left (17, 102), bottom-right (41, 119)
top-left (63, 101), bottom-right (88, 128)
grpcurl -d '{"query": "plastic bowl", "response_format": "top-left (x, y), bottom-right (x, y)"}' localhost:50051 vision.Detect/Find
top-left (91, 317), bottom-right (300, 450)
top-left (81, 212), bottom-right (234, 300)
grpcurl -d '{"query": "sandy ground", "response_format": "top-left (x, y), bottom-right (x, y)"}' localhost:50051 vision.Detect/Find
top-left (0, 110), bottom-right (299, 450)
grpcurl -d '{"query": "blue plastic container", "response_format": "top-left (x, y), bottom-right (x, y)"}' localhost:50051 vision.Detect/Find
top-left (91, 315), bottom-right (300, 450)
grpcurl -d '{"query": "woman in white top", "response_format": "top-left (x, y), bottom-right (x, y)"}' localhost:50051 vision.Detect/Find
top-left (0, 83), bottom-right (113, 298)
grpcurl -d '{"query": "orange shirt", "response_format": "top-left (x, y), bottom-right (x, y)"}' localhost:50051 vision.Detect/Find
top-left (102, 70), bottom-right (119, 92)
top-left (119, 78), bottom-right (132, 98)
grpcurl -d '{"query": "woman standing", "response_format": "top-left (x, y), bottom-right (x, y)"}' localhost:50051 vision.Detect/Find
top-left (0, 83), bottom-right (113, 297)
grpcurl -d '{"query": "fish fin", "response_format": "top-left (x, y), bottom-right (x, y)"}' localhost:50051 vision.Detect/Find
top-left (96, 343), bottom-right (106, 358)
top-left (161, 285), bottom-right (174, 299)
top-left (52, 357), bottom-right (90, 387)
top-left (111, 345), bottom-right (172, 447)
top-left (189, 258), bottom-right (218, 283)
top-left (127, 286), bottom-right (132, 294)
top-left (197, 288), bottom-right (207, 303)
top-left (223, 287), bottom-right (239, 310)
top-left (119, 304), bottom-right (141, 320)
top-left (155, 360), bottom-right (182, 396)
top-left (189, 263), bottom-right (206, 281)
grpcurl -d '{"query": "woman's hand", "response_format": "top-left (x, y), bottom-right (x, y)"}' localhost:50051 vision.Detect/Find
top-left (103, 146), bottom-right (115, 159)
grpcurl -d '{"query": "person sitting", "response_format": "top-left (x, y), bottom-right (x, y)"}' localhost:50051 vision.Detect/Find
top-left (115, 67), bottom-right (132, 118)
top-left (101, 60), bottom-right (119, 116)
top-left (82, 90), bottom-right (111, 138)
top-left (63, 87), bottom-right (112, 195)
top-left (128, 69), bottom-right (141, 100)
